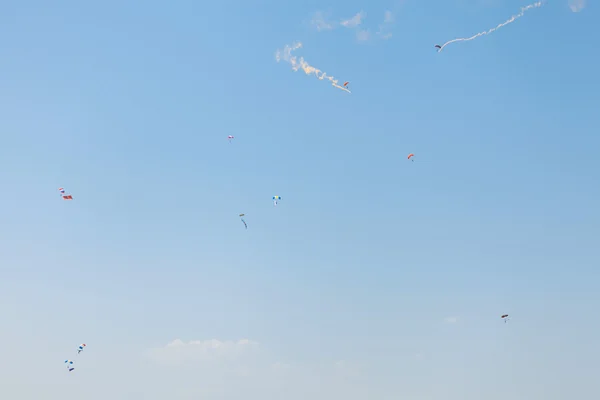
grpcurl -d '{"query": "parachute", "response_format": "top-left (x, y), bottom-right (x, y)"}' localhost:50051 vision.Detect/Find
top-left (343, 81), bottom-right (349, 88)
top-left (501, 314), bottom-right (509, 323)
top-left (59, 187), bottom-right (73, 200)
top-left (272, 196), bottom-right (281, 206)
top-left (65, 360), bottom-right (74, 372)
top-left (239, 214), bottom-right (247, 229)
top-left (407, 153), bottom-right (415, 162)
top-left (228, 135), bottom-right (234, 143)
top-left (434, 45), bottom-right (441, 50)
top-left (77, 344), bottom-right (86, 354)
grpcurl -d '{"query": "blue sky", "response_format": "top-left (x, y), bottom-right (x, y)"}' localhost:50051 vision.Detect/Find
top-left (0, 0), bottom-right (598, 398)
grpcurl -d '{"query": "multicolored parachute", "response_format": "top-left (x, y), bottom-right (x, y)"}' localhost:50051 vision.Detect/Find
top-left (59, 187), bottom-right (73, 200)
top-left (239, 214), bottom-right (247, 229)
top-left (228, 135), bottom-right (234, 143)
top-left (65, 360), bottom-right (74, 372)
top-left (273, 196), bottom-right (281, 206)
top-left (501, 314), bottom-right (509, 323)
top-left (407, 153), bottom-right (415, 162)
top-left (77, 344), bottom-right (86, 354)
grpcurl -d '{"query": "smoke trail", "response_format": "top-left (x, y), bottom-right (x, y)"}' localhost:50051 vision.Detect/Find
top-left (275, 42), bottom-right (351, 93)
top-left (436, 1), bottom-right (543, 52)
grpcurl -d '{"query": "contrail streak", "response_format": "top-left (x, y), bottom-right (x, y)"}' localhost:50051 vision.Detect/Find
top-left (436, 2), bottom-right (543, 52)
top-left (275, 42), bottom-right (351, 93)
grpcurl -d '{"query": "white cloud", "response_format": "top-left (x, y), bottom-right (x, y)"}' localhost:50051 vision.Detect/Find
top-left (333, 360), bottom-right (364, 377)
top-left (310, 11), bottom-right (334, 31)
top-left (141, 339), bottom-right (372, 400)
top-left (341, 11), bottom-right (366, 28)
top-left (568, 0), bottom-right (586, 12)
top-left (146, 338), bottom-right (259, 366)
top-left (444, 316), bottom-right (458, 324)
top-left (272, 361), bottom-right (292, 371)
top-left (376, 11), bottom-right (395, 40)
top-left (164, 338), bottom-right (258, 350)
top-left (383, 10), bottom-right (394, 23)
top-left (309, 9), bottom-right (394, 42)
top-left (356, 29), bottom-right (371, 42)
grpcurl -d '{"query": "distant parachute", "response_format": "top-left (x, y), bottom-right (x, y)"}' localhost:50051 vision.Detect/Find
top-left (77, 344), bottom-right (86, 354)
top-left (501, 314), bottom-right (509, 323)
top-left (65, 360), bottom-right (74, 372)
top-left (228, 135), bottom-right (234, 143)
top-left (407, 153), bottom-right (415, 162)
top-left (343, 81), bottom-right (349, 88)
top-left (272, 196), bottom-right (281, 206)
top-left (239, 213), bottom-right (247, 229)
top-left (59, 187), bottom-right (73, 200)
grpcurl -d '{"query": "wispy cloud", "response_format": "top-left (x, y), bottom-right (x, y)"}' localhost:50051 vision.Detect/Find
top-left (383, 10), bottom-right (394, 23)
top-left (340, 11), bottom-right (366, 28)
top-left (309, 9), bottom-right (394, 43)
top-left (142, 339), bottom-right (371, 400)
top-left (444, 316), bottom-right (458, 324)
top-left (356, 29), bottom-right (371, 42)
top-left (568, 0), bottom-right (586, 12)
top-left (146, 338), bottom-right (259, 365)
top-left (376, 10), bottom-right (395, 39)
top-left (310, 11), bottom-right (334, 31)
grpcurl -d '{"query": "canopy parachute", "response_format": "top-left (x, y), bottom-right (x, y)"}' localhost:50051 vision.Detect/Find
top-left (59, 187), bottom-right (73, 200)
top-left (64, 360), bottom-right (74, 372)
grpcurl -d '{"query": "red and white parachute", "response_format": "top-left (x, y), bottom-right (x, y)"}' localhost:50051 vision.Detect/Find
top-left (59, 187), bottom-right (73, 200)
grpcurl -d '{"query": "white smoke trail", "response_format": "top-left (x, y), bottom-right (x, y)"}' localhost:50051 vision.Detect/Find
top-left (436, 1), bottom-right (543, 52)
top-left (275, 42), bottom-right (351, 93)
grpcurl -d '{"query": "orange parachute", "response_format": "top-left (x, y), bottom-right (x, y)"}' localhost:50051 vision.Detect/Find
top-left (59, 187), bottom-right (73, 200)
top-left (407, 153), bottom-right (415, 161)
top-left (343, 81), bottom-right (349, 87)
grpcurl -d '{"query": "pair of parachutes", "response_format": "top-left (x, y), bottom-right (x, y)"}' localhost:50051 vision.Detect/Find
top-left (64, 344), bottom-right (86, 372)
top-left (237, 196), bottom-right (282, 229)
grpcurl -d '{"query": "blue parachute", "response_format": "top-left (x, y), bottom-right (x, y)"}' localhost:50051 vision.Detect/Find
top-left (65, 360), bottom-right (74, 372)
